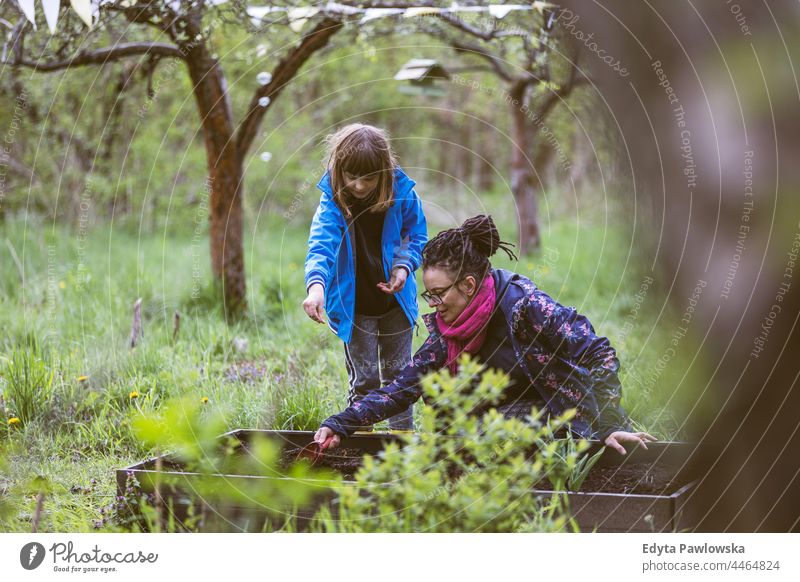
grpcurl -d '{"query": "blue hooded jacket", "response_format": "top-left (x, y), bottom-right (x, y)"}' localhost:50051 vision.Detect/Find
top-left (321, 268), bottom-right (631, 440)
top-left (304, 167), bottom-right (428, 343)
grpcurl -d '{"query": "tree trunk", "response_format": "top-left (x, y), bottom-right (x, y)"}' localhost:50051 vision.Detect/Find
top-left (458, 111), bottom-right (473, 196)
top-left (509, 82), bottom-right (540, 254)
top-left (185, 47), bottom-right (246, 318)
top-left (477, 126), bottom-right (496, 193)
top-left (563, 0), bottom-right (800, 531)
top-left (439, 94), bottom-right (455, 197)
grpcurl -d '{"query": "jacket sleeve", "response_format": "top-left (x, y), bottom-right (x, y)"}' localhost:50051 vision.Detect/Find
top-left (304, 191), bottom-right (344, 292)
top-left (321, 331), bottom-right (446, 437)
top-left (519, 289), bottom-right (631, 441)
top-left (390, 189), bottom-right (428, 274)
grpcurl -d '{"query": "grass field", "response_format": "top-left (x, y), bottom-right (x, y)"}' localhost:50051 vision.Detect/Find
top-left (0, 200), bottom-right (696, 532)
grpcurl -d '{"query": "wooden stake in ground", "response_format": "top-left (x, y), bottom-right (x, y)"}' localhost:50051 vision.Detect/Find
top-left (32, 491), bottom-right (44, 533)
top-left (154, 455), bottom-right (163, 532)
top-left (130, 298), bottom-right (142, 349)
top-left (172, 310), bottom-right (181, 342)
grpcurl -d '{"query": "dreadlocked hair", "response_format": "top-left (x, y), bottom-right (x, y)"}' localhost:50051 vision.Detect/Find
top-left (422, 215), bottom-right (518, 281)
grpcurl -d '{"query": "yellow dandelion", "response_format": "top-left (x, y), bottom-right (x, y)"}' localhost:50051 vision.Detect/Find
top-left (129, 390), bottom-right (139, 399)
top-left (8, 417), bottom-right (21, 426)
top-left (59, 281), bottom-right (66, 289)
top-left (77, 375), bottom-right (89, 382)
top-left (200, 396), bottom-right (209, 404)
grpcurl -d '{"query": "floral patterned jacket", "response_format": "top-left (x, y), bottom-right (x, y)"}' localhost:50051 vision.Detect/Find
top-left (321, 268), bottom-right (631, 441)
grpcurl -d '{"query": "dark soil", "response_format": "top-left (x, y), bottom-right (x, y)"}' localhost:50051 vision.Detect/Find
top-left (281, 447), bottom-right (366, 480)
top-left (142, 448), bottom-right (682, 496)
top-left (585, 462), bottom-right (680, 495)
top-left (536, 462), bottom-right (680, 495)
top-left (279, 448), bottom-right (680, 495)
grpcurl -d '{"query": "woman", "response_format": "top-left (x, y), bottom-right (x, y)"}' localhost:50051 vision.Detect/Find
top-left (314, 215), bottom-right (654, 454)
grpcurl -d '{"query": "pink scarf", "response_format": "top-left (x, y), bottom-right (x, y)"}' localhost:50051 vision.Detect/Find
top-left (436, 274), bottom-right (497, 375)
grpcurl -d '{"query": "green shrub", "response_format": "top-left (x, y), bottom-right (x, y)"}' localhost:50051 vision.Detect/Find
top-left (320, 356), bottom-right (589, 532)
top-left (126, 397), bottom-right (330, 531)
top-left (273, 382), bottom-right (331, 431)
top-left (1, 342), bottom-right (55, 426)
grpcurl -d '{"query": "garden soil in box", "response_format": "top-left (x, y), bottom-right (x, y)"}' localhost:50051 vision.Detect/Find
top-left (118, 430), bottom-right (697, 532)
top-left (280, 447), bottom-right (366, 481)
top-left (576, 462), bottom-right (679, 496)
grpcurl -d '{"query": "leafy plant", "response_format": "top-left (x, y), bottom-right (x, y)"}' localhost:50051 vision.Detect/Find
top-left (273, 382), bottom-right (331, 431)
top-left (317, 356), bottom-right (586, 532)
top-left (2, 342), bottom-right (55, 426)
top-left (535, 427), bottom-right (605, 492)
top-left (127, 397), bottom-right (332, 531)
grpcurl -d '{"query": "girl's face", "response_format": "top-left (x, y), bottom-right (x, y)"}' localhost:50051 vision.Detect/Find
top-left (344, 171), bottom-right (379, 200)
top-left (422, 267), bottom-right (478, 324)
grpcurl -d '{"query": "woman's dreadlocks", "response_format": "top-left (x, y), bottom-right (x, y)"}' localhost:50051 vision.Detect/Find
top-left (422, 215), bottom-right (518, 281)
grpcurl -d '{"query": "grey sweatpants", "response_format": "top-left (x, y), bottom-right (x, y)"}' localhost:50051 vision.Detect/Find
top-left (343, 306), bottom-right (414, 430)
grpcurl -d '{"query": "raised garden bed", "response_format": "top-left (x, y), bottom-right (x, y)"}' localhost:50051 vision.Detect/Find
top-left (533, 444), bottom-right (697, 532)
top-left (117, 429), bottom-right (697, 532)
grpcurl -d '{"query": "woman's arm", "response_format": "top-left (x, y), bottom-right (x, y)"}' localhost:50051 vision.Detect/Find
top-left (519, 288), bottom-right (631, 441)
top-left (320, 331), bottom-right (446, 437)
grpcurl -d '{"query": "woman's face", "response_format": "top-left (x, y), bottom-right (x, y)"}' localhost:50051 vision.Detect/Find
top-left (344, 171), bottom-right (379, 200)
top-left (422, 267), bottom-right (478, 324)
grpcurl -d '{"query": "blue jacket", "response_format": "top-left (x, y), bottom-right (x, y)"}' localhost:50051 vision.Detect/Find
top-left (321, 268), bottom-right (631, 440)
top-left (304, 167), bottom-right (428, 343)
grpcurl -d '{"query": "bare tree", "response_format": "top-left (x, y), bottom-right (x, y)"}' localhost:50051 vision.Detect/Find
top-left (417, 5), bottom-right (585, 253)
top-left (2, 0), bottom-right (347, 318)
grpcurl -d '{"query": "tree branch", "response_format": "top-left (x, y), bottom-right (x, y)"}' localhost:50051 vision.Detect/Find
top-left (437, 12), bottom-right (496, 41)
top-left (0, 151), bottom-right (38, 183)
top-left (235, 17), bottom-right (344, 160)
top-left (4, 41), bottom-right (185, 71)
top-left (448, 37), bottom-right (515, 82)
top-left (529, 51), bottom-right (584, 122)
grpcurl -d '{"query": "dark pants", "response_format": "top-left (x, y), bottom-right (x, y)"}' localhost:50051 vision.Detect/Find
top-left (343, 306), bottom-right (414, 430)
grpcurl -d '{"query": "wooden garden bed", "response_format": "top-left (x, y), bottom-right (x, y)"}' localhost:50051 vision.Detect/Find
top-left (117, 429), bottom-right (697, 532)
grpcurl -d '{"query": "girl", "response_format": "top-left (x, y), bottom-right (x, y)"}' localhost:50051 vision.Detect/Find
top-left (315, 215), bottom-right (654, 454)
top-left (303, 124), bottom-right (428, 430)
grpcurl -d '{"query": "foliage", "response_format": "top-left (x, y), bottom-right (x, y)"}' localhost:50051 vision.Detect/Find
top-left (125, 396), bottom-right (333, 531)
top-left (319, 356), bottom-right (592, 532)
top-left (1, 341), bottom-right (55, 427)
top-left (0, 212), bottom-right (688, 531)
top-left (535, 428), bottom-right (604, 492)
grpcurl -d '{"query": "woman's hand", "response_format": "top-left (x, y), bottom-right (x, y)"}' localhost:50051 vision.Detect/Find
top-left (314, 426), bottom-right (341, 451)
top-left (303, 283), bottom-right (326, 324)
top-left (377, 267), bottom-right (408, 294)
top-left (604, 431), bottom-right (657, 455)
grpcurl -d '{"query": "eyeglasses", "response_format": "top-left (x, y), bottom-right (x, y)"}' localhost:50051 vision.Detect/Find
top-left (421, 280), bottom-right (461, 306)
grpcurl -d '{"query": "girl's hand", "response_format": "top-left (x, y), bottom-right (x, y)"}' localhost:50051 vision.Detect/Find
top-left (314, 426), bottom-right (341, 451)
top-left (377, 267), bottom-right (408, 294)
top-left (604, 431), bottom-right (657, 455)
top-left (303, 284), bottom-right (327, 324)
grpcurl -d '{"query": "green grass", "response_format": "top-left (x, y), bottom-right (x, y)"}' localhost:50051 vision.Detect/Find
top-left (0, 202), bottom-right (696, 532)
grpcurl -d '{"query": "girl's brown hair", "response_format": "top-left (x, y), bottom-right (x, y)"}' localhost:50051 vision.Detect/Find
top-left (325, 124), bottom-right (398, 217)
